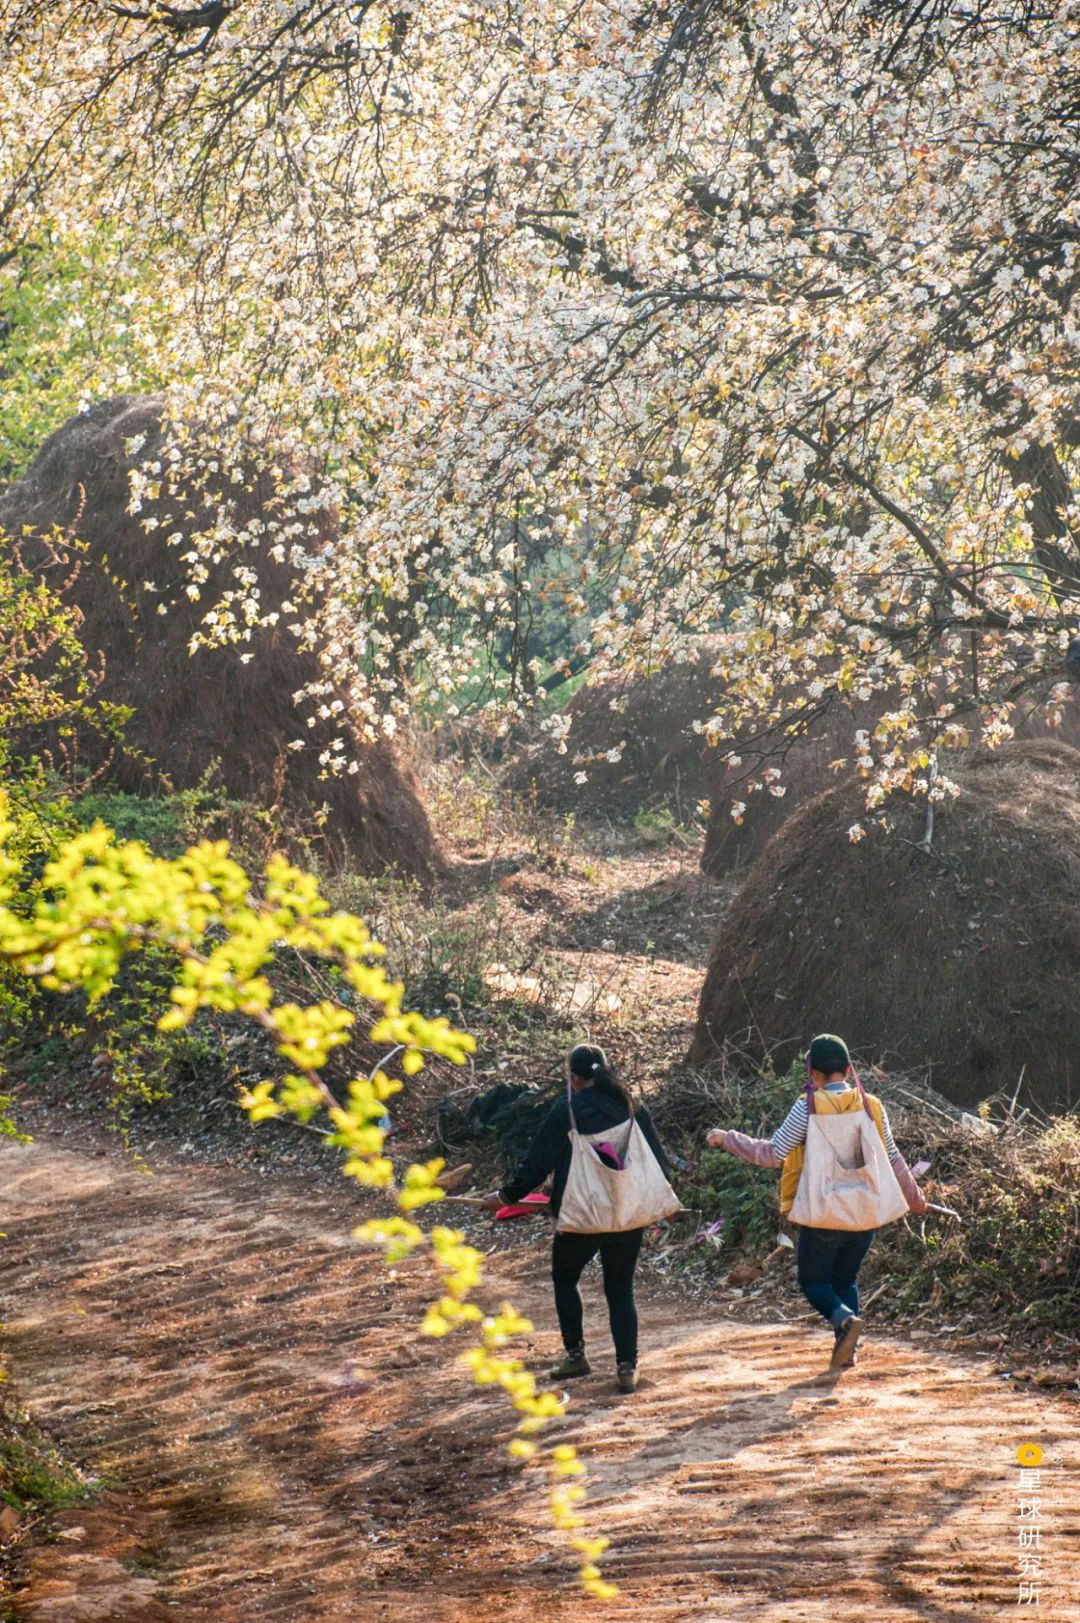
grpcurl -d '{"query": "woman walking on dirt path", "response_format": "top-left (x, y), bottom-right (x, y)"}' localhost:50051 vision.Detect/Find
top-left (495, 1044), bottom-right (673, 1395)
top-left (706, 1034), bottom-right (928, 1370)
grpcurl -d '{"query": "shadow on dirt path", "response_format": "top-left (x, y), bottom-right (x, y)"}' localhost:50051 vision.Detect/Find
top-left (1, 1139), bottom-right (1077, 1621)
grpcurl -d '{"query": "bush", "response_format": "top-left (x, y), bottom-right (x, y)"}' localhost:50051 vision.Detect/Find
top-left (873, 1112), bottom-right (1080, 1332)
top-left (657, 1060), bottom-right (799, 1256)
top-left (677, 1147), bottom-right (779, 1254)
top-left (0, 1401), bottom-right (92, 1514)
top-left (71, 790), bottom-right (185, 855)
top-left (73, 780), bottom-right (300, 870)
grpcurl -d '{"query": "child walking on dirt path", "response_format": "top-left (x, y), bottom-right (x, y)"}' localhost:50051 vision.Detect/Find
top-left (706, 1034), bottom-right (927, 1369)
top-left (488, 1044), bottom-right (675, 1394)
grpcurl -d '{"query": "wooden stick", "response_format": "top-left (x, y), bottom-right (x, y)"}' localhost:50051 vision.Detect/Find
top-left (434, 1162), bottom-right (473, 1191)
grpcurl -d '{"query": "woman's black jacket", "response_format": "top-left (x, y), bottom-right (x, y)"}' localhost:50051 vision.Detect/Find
top-left (499, 1086), bottom-right (671, 1219)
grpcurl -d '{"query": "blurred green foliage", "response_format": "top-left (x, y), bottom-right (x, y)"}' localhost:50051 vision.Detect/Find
top-left (0, 231), bottom-right (165, 482)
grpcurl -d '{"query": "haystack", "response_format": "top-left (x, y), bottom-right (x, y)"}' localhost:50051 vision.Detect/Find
top-left (701, 703), bottom-right (878, 876)
top-left (690, 738), bottom-right (1080, 1113)
top-left (701, 694), bottom-right (1080, 878)
top-left (0, 397), bottom-right (440, 879)
top-left (507, 641), bottom-right (728, 819)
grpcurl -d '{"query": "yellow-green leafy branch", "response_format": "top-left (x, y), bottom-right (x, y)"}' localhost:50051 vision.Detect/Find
top-left (0, 801), bottom-right (615, 1599)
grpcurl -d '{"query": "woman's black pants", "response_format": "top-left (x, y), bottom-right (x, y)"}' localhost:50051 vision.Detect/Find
top-left (551, 1228), bottom-right (645, 1364)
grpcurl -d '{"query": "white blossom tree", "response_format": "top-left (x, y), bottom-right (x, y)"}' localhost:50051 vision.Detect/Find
top-left (2, 0), bottom-right (1078, 808)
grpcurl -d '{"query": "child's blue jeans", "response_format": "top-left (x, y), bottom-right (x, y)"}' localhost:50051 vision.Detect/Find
top-left (796, 1225), bottom-right (876, 1327)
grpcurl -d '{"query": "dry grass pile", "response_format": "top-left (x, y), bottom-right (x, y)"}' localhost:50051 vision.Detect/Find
top-left (506, 640), bottom-right (730, 819)
top-left (701, 700), bottom-right (883, 877)
top-left (691, 738), bottom-right (1080, 1114)
top-left (0, 397), bottom-right (439, 878)
top-left (702, 690), bottom-right (1080, 879)
top-left (872, 1101), bottom-right (1080, 1340)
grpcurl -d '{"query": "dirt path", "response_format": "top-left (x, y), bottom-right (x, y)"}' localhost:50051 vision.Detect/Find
top-left (2, 1137), bottom-right (1077, 1622)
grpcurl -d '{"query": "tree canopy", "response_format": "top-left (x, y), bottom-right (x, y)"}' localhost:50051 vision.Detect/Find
top-left (3, 0), bottom-right (1079, 806)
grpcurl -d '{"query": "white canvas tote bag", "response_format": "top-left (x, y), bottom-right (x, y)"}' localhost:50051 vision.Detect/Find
top-left (556, 1085), bottom-right (683, 1235)
top-left (788, 1093), bottom-right (909, 1231)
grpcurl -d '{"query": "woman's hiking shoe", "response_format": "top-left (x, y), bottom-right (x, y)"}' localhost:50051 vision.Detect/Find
top-left (831, 1315), bottom-right (862, 1369)
top-left (616, 1362), bottom-right (639, 1393)
top-left (549, 1347), bottom-right (591, 1380)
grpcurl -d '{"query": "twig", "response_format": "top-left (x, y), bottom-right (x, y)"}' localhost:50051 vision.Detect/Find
top-left (265, 1115), bottom-right (332, 1138)
top-left (1007, 1066), bottom-right (1027, 1121)
top-left (886, 1082), bottom-right (960, 1123)
top-left (916, 754), bottom-right (938, 855)
top-left (368, 1044), bottom-right (404, 1083)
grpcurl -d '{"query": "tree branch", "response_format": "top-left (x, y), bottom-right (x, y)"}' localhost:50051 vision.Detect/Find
top-left (785, 424), bottom-right (1011, 625)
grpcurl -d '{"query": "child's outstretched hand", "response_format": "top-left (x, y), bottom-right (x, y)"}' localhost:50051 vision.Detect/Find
top-left (706, 1128), bottom-right (728, 1150)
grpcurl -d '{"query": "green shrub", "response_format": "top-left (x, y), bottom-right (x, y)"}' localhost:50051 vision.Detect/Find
top-left (0, 1403), bottom-right (92, 1513)
top-left (660, 1062), bottom-right (800, 1255)
top-left (72, 791), bottom-right (185, 855)
top-left (677, 1147), bottom-right (779, 1254)
top-left (73, 779), bottom-right (299, 869)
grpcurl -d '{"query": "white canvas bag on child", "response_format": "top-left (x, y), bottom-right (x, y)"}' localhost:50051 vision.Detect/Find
top-left (556, 1083), bottom-right (682, 1234)
top-left (788, 1085), bottom-right (909, 1231)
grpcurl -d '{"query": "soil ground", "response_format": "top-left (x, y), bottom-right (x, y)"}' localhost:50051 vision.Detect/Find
top-left (2, 1132), bottom-right (1078, 1623)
